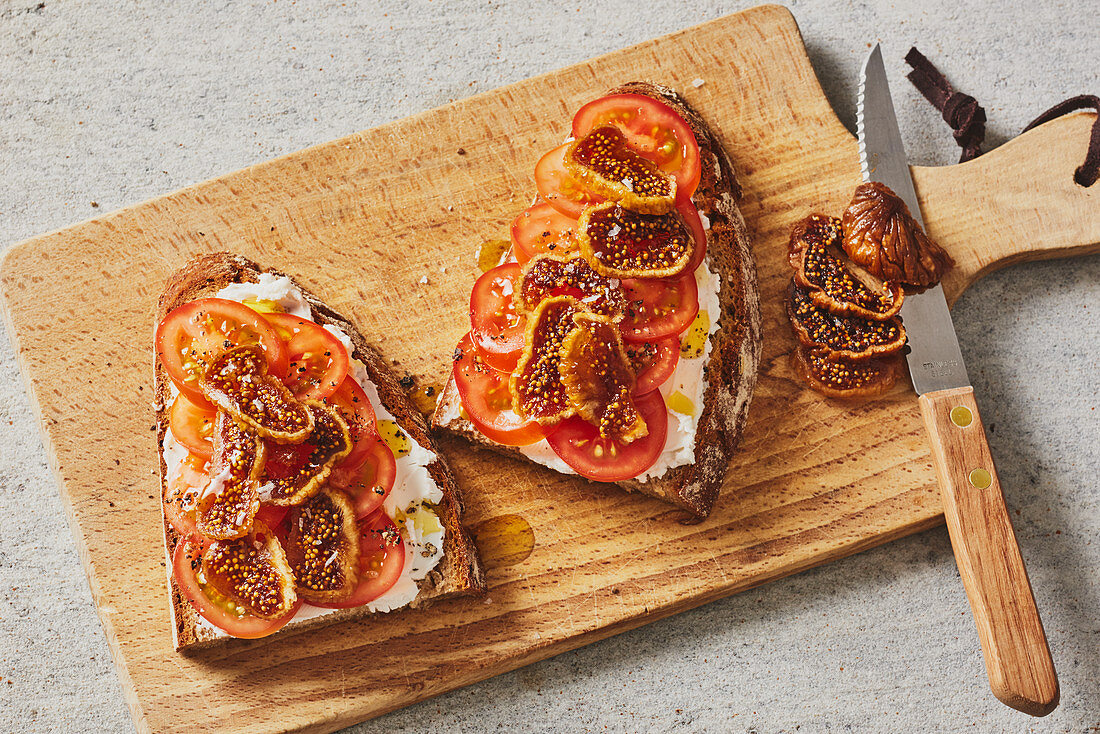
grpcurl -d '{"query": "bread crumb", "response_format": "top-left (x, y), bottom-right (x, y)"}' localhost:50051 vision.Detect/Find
top-left (447, 205), bottom-right (454, 211)
top-left (419, 275), bottom-right (429, 285)
top-left (692, 78), bottom-right (705, 88)
top-left (439, 265), bottom-right (447, 274)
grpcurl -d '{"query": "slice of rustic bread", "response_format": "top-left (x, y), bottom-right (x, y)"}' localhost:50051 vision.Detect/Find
top-left (155, 252), bottom-right (485, 652)
top-left (432, 82), bottom-right (762, 518)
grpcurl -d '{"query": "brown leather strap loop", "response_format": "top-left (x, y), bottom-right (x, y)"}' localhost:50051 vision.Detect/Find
top-left (906, 48), bottom-right (1099, 187)
top-left (904, 47), bottom-right (986, 163)
top-left (1023, 95), bottom-right (1100, 187)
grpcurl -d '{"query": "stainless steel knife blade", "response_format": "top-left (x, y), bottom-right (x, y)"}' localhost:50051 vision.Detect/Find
top-left (858, 44), bottom-right (970, 394)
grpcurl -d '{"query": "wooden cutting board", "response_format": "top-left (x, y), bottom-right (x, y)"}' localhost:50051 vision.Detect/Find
top-left (2, 5), bottom-right (1097, 733)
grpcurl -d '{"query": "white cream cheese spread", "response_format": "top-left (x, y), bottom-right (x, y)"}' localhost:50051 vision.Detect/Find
top-left (214, 275), bottom-right (312, 319)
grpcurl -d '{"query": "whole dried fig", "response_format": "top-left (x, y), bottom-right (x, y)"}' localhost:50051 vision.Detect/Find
top-left (841, 182), bottom-right (954, 287)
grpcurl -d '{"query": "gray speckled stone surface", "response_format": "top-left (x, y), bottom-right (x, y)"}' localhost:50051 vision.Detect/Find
top-left (0, 1), bottom-right (1097, 731)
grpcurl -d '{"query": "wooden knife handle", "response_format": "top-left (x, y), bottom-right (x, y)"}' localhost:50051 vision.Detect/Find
top-left (918, 386), bottom-right (1058, 716)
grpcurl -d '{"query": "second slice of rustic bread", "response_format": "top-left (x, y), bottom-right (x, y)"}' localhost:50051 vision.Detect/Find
top-left (432, 81), bottom-right (762, 518)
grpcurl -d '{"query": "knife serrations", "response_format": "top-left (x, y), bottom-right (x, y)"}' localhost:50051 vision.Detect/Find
top-left (858, 45), bottom-right (970, 395)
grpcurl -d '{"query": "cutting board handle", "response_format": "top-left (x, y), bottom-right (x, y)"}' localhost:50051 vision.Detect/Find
top-left (911, 110), bottom-right (1100, 303)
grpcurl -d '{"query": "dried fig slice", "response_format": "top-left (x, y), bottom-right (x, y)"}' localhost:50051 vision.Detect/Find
top-left (201, 522), bottom-right (297, 619)
top-left (284, 488), bottom-right (360, 604)
top-left (560, 311), bottom-right (647, 443)
top-left (789, 214), bottom-right (904, 321)
top-left (200, 344), bottom-right (314, 443)
top-left (842, 182), bottom-right (954, 287)
top-left (786, 280), bottom-right (907, 361)
top-left (578, 202), bottom-right (694, 280)
top-left (194, 410), bottom-right (265, 540)
top-left (564, 125), bottom-right (676, 214)
top-left (259, 401), bottom-right (352, 507)
top-left (791, 345), bottom-right (903, 400)
top-left (517, 253), bottom-right (627, 320)
top-left (510, 296), bottom-right (581, 425)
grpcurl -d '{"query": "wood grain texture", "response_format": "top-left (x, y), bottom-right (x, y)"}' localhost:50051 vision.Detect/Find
top-left (919, 387), bottom-right (1058, 716)
top-left (0, 6), bottom-right (1096, 733)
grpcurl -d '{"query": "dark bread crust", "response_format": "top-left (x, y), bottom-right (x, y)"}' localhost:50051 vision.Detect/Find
top-left (432, 82), bottom-right (762, 518)
top-left (156, 253), bottom-right (485, 652)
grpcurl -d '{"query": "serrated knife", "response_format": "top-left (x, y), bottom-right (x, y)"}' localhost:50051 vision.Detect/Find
top-left (858, 44), bottom-right (1058, 716)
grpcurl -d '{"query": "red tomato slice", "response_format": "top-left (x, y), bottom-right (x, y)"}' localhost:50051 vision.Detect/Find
top-left (323, 377), bottom-right (379, 471)
top-left (627, 337), bottom-right (681, 395)
top-left (571, 93), bottom-right (702, 202)
top-left (546, 390), bottom-right (669, 482)
top-left (155, 298), bottom-right (289, 404)
top-left (330, 435), bottom-right (397, 519)
top-left (619, 274), bottom-right (700, 343)
top-left (679, 199), bottom-right (707, 273)
top-left (534, 142), bottom-right (605, 218)
top-left (169, 393), bottom-right (217, 459)
top-left (469, 262), bottom-right (526, 373)
top-left (452, 333), bottom-right (546, 446)
top-left (164, 452), bottom-right (208, 537)
top-left (263, 441), bottom-right (315, 479)
top-left (255, 504), bottom-right (290, 538)
top-left (171, 534), bottom-right (301, 638)
top-left (313, 510), bottom-right (406, 609)
top-left (511, 201), bottom-right (580, 266)
top-left (264, 313), bottom-right (349, 400)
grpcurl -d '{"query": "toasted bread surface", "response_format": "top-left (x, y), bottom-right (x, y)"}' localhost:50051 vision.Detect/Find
top-left (432, 81), bottom-right (762, 518)
top-left (156, 253), bottom-right (486, 651)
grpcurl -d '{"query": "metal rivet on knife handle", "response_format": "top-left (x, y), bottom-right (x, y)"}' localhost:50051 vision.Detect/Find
top-left (951, 405), bottom-right (973, 427)
top-left (968, 468), bottom-right (993, 489)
